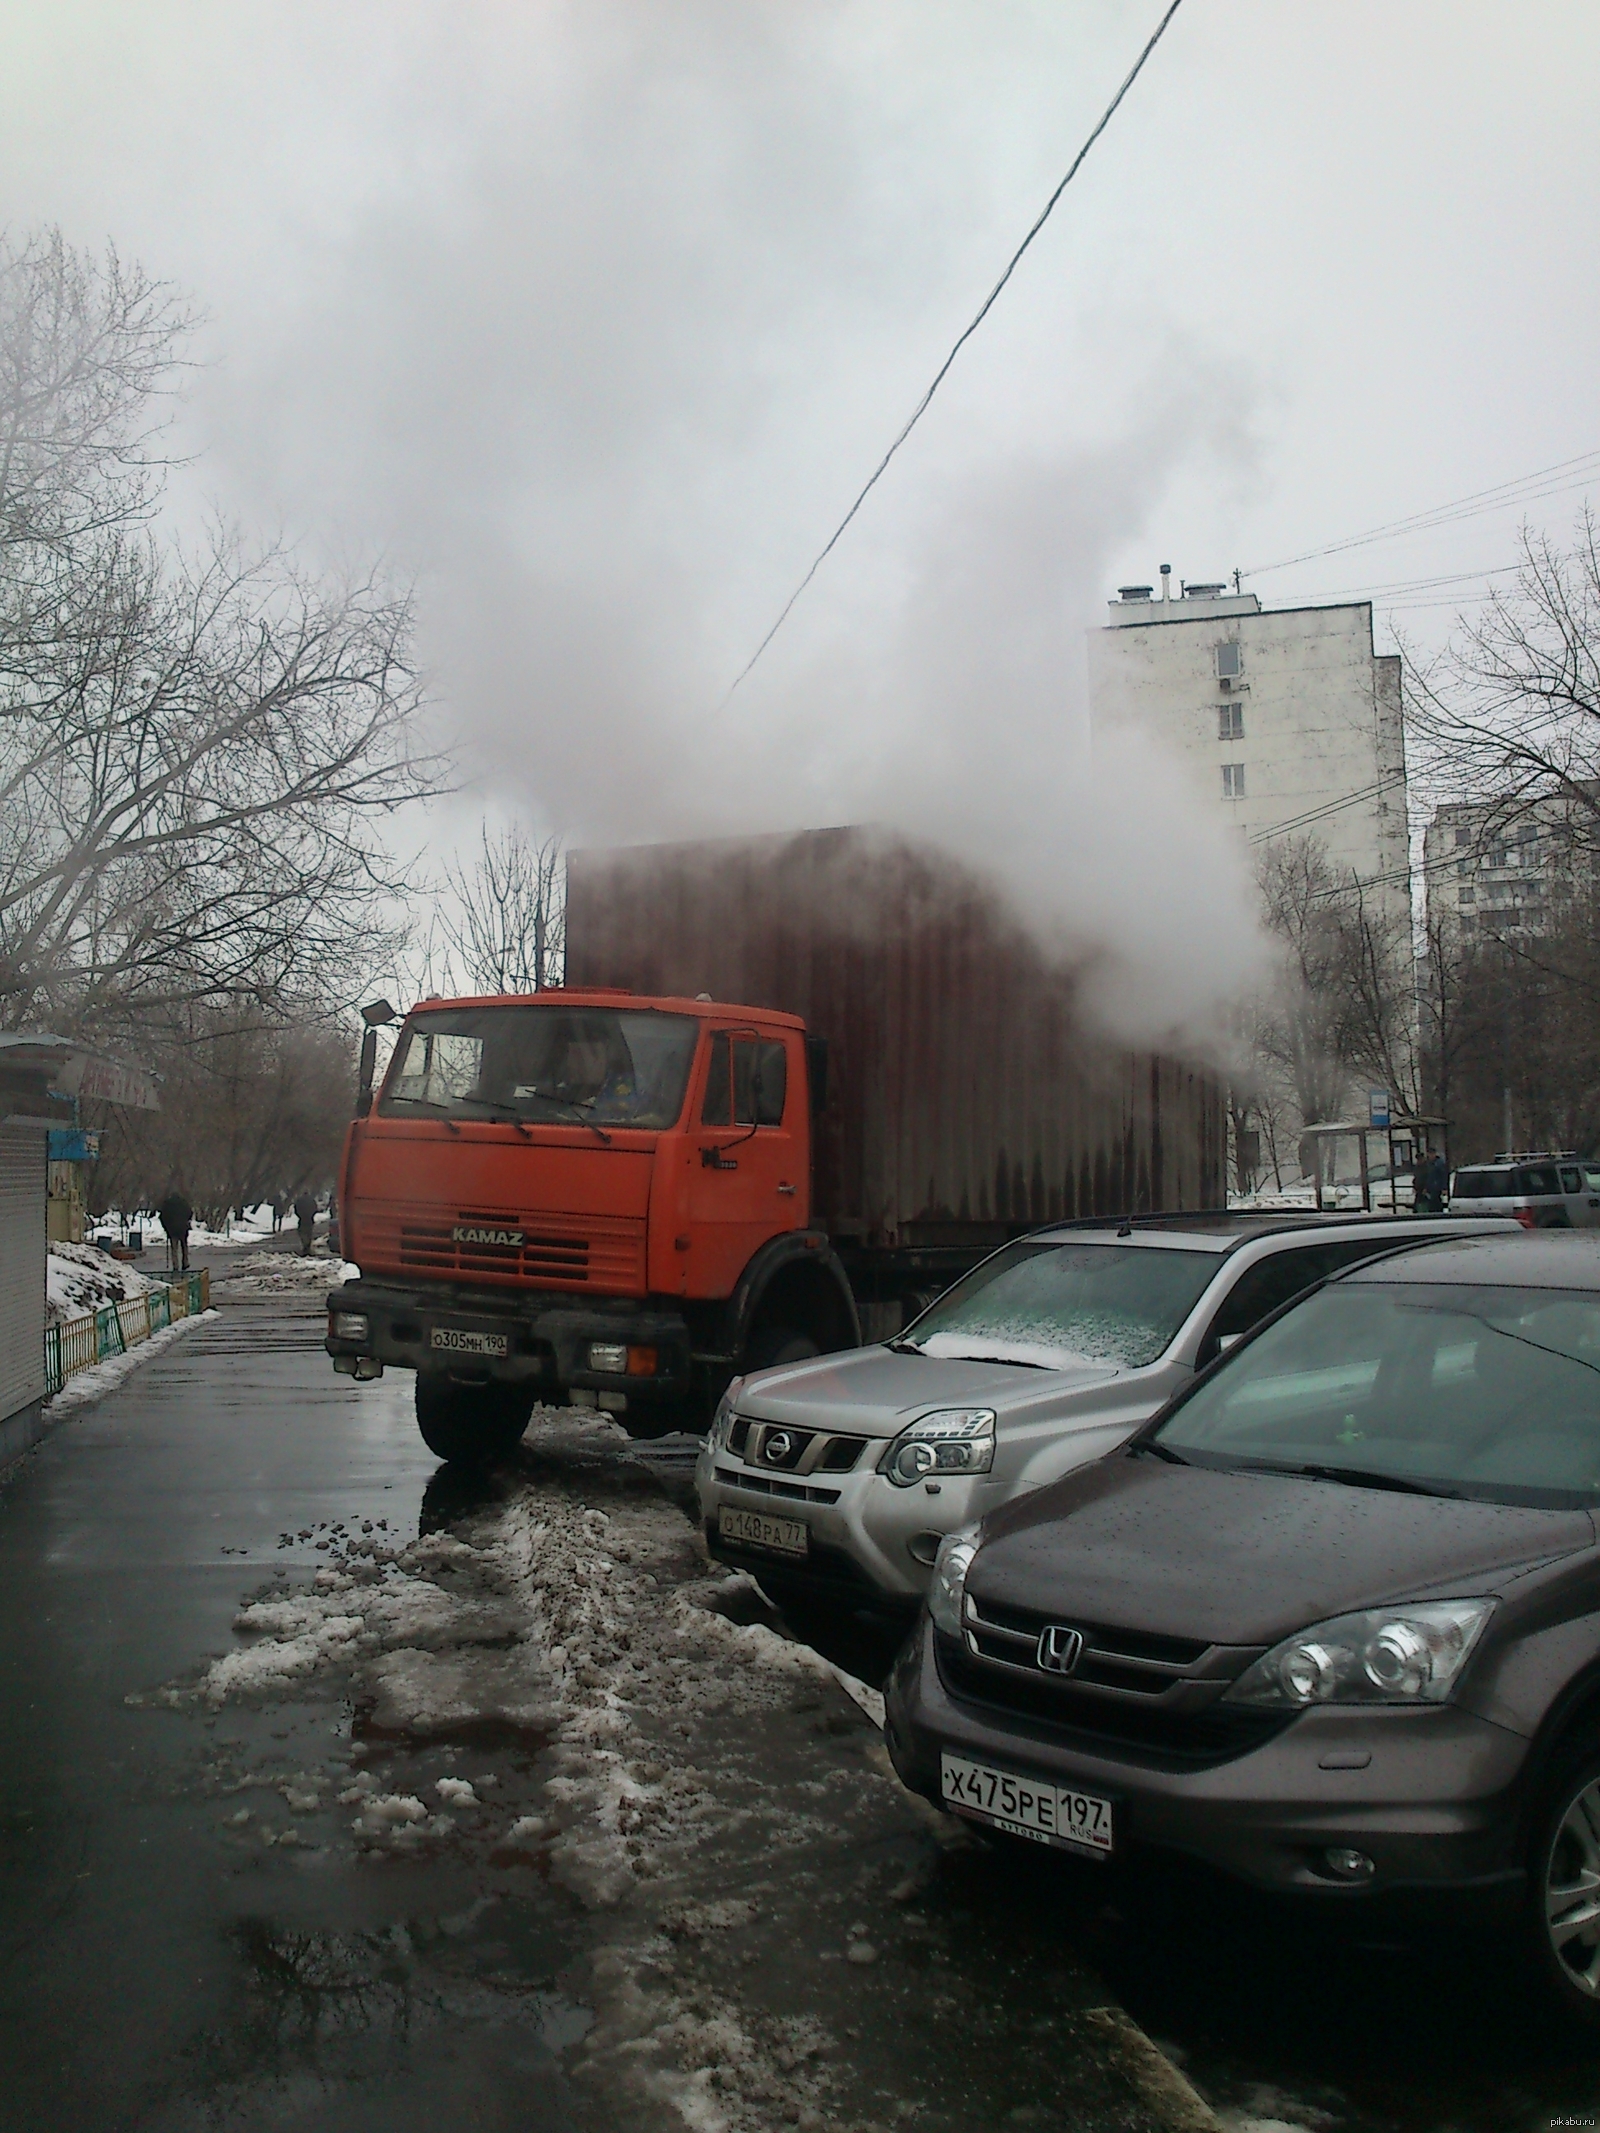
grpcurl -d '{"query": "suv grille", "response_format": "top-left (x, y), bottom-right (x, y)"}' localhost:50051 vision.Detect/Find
top-left (727, 1416), bottom-right (868, 1476)
top-left (936, 1639), bottom-right (1292, 1768)
top-left (939, 1592), bottom-right (1284, 1770)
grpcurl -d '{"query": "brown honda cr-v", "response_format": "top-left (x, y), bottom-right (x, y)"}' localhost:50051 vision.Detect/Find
top-left (884, 1232), bottom-right (1600, 2024)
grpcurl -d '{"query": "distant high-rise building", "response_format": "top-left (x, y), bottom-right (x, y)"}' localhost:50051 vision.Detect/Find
top-left (1088, 576), bottom-right (1410, 924)
top-left (1423, 793), bottom-right (1595, 949)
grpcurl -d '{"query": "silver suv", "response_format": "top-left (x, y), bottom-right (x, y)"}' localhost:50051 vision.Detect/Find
top-left (1451, 1157), bottom-right (1600, 1229)
top-left (696, 1212), bottom-right (1520, 1621)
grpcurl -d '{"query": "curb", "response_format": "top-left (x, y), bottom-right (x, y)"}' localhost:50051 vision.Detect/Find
top-left (1080, 2005), bottom-right (1223, 2131)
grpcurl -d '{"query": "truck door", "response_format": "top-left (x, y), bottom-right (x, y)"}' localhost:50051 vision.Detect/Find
top-left (687, 1029), bottom-right (805, 1294)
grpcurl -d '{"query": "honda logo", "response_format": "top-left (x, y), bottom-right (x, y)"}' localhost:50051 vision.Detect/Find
top-left (1036, 1625), bottom-right (1085, 1675)
top-left (764, 1430), bottom-right (793, 1463)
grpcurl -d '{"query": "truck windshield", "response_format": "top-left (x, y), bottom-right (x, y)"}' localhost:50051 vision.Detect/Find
top-left (379, 1005), bottom-right (699, 1130)
top-left (900, 1240), bottom-right (1217, 1371)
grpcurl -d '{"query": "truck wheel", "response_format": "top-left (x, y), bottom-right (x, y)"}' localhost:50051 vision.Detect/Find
top-left (414, 1378), bottom-right (533, 1466)
top-left (745, 1328), bottom-right (821, 1373)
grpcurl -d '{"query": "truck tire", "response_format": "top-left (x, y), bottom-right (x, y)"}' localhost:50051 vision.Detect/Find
top-left (415, 1377), bottom-right (533, 1466)
top-left (745, 1328), bottom-right (821, 1373)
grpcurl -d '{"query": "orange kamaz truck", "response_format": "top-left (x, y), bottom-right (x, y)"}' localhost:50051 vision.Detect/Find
top-left (327, 829), bottom-right (1224, 1460)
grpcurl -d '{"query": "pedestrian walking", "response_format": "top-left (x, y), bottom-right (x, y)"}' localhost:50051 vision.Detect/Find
top-left (293, 1191), bottom-right (319, 1257)
top-left (156, 1187), bottom-right (192, 1273)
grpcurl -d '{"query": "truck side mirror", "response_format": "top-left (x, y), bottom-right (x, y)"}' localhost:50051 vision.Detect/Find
top-left (805, 1035), bottom-right (829, 1115)
top-left (357, 1026), bottom-right (379, 1116)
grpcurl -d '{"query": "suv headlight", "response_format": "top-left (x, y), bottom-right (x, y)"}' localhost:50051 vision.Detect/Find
top-left (927, 1529), bottom-right (980, 1637)
top-left (706, 1378), bottom-right (744, 1453)
top-left (1225, 1598), bottom-right (1495, 1707)
top-left (880, 1408), bottom-right (996, 1488)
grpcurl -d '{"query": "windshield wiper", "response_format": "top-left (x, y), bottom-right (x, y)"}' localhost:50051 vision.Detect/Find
top-left (1133, 1440), bottom-right (1189, 1465)
top-left (886, 1338), bottom-right (925, 1355)
top-left (515, 1090), bottom-right (613, 1146)
top-left (1235, 1458), bottom-right (1459, 1500)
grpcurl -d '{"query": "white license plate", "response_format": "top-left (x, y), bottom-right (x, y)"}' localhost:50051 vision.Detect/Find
top-left (718, 1504), bottom-right (809, 1559)
top-left (940, 1751), bottom-right (1114, 1855)
top-left (430, 1326), bottom-right (509, 1357)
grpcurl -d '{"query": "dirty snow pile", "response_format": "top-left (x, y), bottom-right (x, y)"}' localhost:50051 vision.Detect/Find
top-left (173, 1410), bottom-right (925, 2131)
top-left (210, 1250), bottom-right (356, 1291)
top-left (48, 1242), bottom-right (158, 1322)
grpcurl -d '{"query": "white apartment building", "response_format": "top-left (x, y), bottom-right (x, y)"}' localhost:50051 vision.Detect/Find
top-left (1088, 572), bottom-right (1410, 924)
top-left (1423, 793), bottom-right (1594, 947)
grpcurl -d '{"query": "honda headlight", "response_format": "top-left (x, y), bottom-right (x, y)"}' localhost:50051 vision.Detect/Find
top-left (1225, 1598), bottom-right (1495, 1707)
top-left (706, 1377), bottom-right (744, 1453)
top-left (880, 1409), bottom-right (996, 1488)
top-left (927, 1530), bottom-right (980, 1637)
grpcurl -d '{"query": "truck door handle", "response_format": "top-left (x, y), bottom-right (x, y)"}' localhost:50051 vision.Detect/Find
top-left (777, 1182), bottom-right (796, 1196)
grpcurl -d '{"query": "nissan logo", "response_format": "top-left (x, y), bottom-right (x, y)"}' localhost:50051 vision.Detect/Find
top-left (1036, 1625), bottom-right (1085, 1675)
top-left (764, 1430), bottom-right (793, 1464)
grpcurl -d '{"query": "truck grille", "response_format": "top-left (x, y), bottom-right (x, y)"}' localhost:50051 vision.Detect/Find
top-left (362, 1208), bottom-right (647, 1292)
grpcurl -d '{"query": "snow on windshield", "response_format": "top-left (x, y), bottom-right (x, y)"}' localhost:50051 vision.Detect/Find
top-left (908, 1242), bottom-right (1216, 1370)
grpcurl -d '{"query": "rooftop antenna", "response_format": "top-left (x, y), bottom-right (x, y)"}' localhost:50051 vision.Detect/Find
top-left (1233, 568), bottom-right (1242, 595)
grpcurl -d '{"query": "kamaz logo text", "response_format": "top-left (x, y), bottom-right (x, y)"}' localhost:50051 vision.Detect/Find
top-left (452, 1226), bottom-right (525, 1247)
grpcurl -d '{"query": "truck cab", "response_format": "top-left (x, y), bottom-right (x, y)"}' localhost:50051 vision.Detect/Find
top-left (327, 988), bottom-right (858, 1460)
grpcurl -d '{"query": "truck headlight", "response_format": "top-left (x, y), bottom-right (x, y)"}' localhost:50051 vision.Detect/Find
top-left (331, 1311), bottom-right (370, 1342)
top-left (926, 1529), bottom-right (980, 1637)
top-left (588, 1342), bottom-right (628, 1373)
top-left (707, 1377), bottom-right (745, 1452)
top-left (880, 1408), bottom-right (996, 1488)
top-left (1225, 1598), bottom-right (1495, 1707)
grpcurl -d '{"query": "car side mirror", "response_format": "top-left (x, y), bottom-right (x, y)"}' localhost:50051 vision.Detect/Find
top-left (356, 1026), bottom-right (379, 1117)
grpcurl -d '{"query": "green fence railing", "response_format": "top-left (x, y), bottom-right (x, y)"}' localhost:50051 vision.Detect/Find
top-left (44, 1269), bottom-right (210, 1397)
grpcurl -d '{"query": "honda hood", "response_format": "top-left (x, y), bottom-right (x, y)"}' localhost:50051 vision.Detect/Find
top-left (970, 1453), bottom-right (1597, 1649)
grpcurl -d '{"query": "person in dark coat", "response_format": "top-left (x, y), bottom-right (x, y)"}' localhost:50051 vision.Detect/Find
top-left (293, 1191), bottom-right (319, 1256)
top-left (1414, 1151), bottom-right (1449, 1214)
top-left (157, 1188), bottom-right (192, 1272)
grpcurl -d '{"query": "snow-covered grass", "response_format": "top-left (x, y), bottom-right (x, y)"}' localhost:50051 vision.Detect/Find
top-left (46, 1309), bottom-right (218, 1412)
top-left (47, 1242), bottom-right (158, 1323)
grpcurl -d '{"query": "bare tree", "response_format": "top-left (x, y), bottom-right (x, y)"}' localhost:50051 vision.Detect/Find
top-left (1250, 837), bottom-right (1362, 1132)
top-left (1406, 514), bottom-right (1600, 858)
top-left (1, 229), bottom-right (442, 1037)
top-left (434, 821), bottom-right (565, 995)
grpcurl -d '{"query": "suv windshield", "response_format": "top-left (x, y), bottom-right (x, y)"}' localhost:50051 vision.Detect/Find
top-left (379, 1006), bottom-right (698, 1129)
top-left (1156, 1281), bottom-right (1600, 1507)
top-left (901, 1240), bottom-right (1216, 1370)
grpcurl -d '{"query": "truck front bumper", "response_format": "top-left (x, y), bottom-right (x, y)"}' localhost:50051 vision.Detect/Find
top-left (324, 1278), bottom-right (694, 1414)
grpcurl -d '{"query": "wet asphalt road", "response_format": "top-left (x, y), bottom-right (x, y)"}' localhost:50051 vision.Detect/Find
top-left (7, 1253), bottom-right (1600, 2131)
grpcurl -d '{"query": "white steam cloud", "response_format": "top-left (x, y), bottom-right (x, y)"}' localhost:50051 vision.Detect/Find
top-left (24, 3), bottom-right (1273, 1046)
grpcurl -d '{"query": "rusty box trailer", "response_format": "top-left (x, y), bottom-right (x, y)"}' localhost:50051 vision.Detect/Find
top-left (564, 826), bottom-right (1225, 1337)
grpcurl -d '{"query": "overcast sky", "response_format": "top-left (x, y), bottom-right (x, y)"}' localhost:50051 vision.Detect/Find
top-left (4, 1), bottom-right (1597, 1036)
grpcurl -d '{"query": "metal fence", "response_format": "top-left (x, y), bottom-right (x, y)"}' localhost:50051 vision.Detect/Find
top-left (44, 1269), bottom-right (211, 1396)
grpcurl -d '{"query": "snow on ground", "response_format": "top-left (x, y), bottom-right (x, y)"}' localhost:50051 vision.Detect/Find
top-left (47, 1242), bottom-right (158, 1322)
top-left (166, 1408), bottom-right (933, 2131)
top-left (210, 1251), bottom-right (356, 1291)
top-left (46, 1310), bottom-right (219, 1411)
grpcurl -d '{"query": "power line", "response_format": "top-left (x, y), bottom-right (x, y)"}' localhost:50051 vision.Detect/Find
top-left (720, 0), bottom-right (1187, 703)
top-left (1243, 448), bottom-right (1600, 579)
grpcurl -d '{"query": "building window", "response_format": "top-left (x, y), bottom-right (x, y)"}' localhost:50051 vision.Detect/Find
top-left (1459, 887), bottom-right (1475, 905)
top-left (1218, 703), bottom-right (1244, 741)
top-left (1221, 763), bottom-right (1246, 800)
top-left (1216, 641), bottom-right (1242, 681)
top-left (1454, 826), bottom-right (1473, 849)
